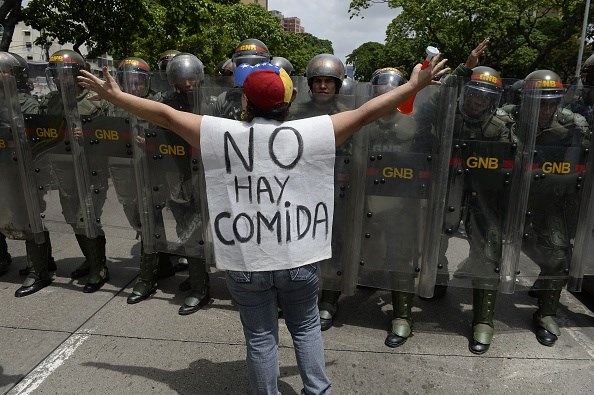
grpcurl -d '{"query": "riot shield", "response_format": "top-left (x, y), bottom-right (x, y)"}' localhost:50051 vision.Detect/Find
top-left (78, 113), bottom-right (143, 240)
top-left (50, 62), bottom-right (102, 238)
top-left (513, 86), bottom-right (593, 292)
top-left (352, 82), bottom-right (448, 293)
top-left (0, 58), bottom-right (45, 244)
top-left (289, 78), bottom-right (361, 294)
top-left (420, 77), bottom-right (532, 295)
top-left (568, 83), bottom-right (594, 289)
top-left (139, 82), bottom-right (213, 259)
top-left (416, 76), bottom-right (463, 297)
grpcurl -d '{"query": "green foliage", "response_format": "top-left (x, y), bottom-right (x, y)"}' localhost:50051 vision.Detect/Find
top-left (22, 0), bottom-right (335, 76)
top-left (346, 42), bottom-right (389, 81)
top-left (347, 0), bottom-right (594, 81)
top-left (24, 0), bottom-right (152, 57)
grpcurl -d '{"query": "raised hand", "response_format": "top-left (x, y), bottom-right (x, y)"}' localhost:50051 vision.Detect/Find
top-left (78, 67), bottom-right (122, 101)
top-left (465, 38), bottom-right (490, 69)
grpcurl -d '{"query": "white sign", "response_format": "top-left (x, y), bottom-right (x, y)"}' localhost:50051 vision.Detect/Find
top-left (200, 115), bottom-right (335, 272)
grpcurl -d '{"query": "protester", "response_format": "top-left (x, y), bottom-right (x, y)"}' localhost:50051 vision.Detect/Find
top-left (78, 56), bottom-right (448, 395)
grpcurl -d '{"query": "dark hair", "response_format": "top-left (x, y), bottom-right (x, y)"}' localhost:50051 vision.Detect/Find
top-left (244, 101), bottom-right (291, 122)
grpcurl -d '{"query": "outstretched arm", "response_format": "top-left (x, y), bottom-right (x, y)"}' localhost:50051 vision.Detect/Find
top-left (78, 67), bottom-right (202, 148)
top-left (331, 56), bottom-right (449, 146)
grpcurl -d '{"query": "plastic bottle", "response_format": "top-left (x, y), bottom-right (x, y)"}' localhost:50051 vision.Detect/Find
top-left (397, 46), bottom-right (440, 115)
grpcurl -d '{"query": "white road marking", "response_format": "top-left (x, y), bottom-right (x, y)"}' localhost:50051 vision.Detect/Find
top-left (7, 332), bottom-right (90, 395)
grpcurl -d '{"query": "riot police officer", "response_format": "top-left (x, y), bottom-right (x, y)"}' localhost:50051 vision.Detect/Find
top-left (514, 70), bottom-right (590, 347)
top-left (215, 39), bottom-right (272, 120)
top-left (2, 52), bottom-right (56, 279)
top-left (270, 56), bottom-right (295, 76)
top-left (105, 57), bottom-right (171, 304)
top-left (361, 68), bottom-right (429, 348)
top-left (449, 65), bottom-right (515, 354)
top-left (17, 49), bottom-right (111, 296)
top-left (292, 54), bottom-right (348, 331)
top-left (160, 53), bottom-right (211, 315)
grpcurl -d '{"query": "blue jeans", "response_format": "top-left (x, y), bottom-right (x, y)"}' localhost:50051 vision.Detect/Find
top-left (226, 263), bottom-right (331, 395)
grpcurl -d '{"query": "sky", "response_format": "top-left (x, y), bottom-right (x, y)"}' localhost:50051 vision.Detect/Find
top-left (267, 0), bottom-right (397, 65)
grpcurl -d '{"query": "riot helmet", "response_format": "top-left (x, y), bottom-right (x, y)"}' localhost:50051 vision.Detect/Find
top-left (232, 38), bottom-right (271, 67)
top-left (0, 52), bottom-right (19, 93)
top-left (0, 52), bottom-right (18, 76)
top-left (370, 67), bottom-right (407, 97)
top-left (459, 66), bottom-right (503, 122)
top-left (339, 76), bottom-right (356, 95)
top-left (157, 49), bottom-right (181, 79)
top-left (116, 57), bottom-right (151, 98)
top-left (215, 58), bottom-right (236, 76)
top-left (523, 69), bottom-right (565, 129)
top-left (306, 54), bottom-right (345, 95)
top-left (45, 49), bottom-right (86, 91)
top-left (8, 52), bottom-right (32, 93)
top-left (166, 53), bottom-right (204, 92)
top-left (270, 57), bottom-right (295, 76)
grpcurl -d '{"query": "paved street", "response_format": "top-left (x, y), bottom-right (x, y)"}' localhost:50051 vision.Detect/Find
top-left (1, 233), bottom-right (593, 395)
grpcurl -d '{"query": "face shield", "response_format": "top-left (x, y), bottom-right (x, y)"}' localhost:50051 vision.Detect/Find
top-left (459, 82), bottom-right (502, 121)
top-left (232, 54), bottom-right (269, 67)
top-left (117, 69), bottom-right (151, 98)
top-left (45, 63), bottom-right (80, 92)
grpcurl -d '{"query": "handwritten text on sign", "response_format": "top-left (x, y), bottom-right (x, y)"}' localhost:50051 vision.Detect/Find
top-left (200, 115), bottom-right (335, 272)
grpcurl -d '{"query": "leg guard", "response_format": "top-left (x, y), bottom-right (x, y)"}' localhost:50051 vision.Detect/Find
top-left (16, 236), bottom-right (52, 297)
top-left (385, 291), bottom-right (413, 348)
top-left (83, 235), bottom-right (109, 293)
top-left (71, 233), bottom-right (91, 279)
top-left (533, 288), bottom-right (562, 346)
top-left (128, 248), bottom-right (159, 304)
top-left (469, 288), bottom-right (497, 354)
top-left (318, 289), bottom-right (340, 331)
top-left (179, 257), bottom-right (211, 316)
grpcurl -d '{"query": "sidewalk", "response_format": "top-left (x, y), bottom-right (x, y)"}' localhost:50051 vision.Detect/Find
top-left (0, 234), bottom-right (593, 395)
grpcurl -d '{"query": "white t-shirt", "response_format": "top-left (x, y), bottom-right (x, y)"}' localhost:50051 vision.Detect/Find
top-left (200, 115), bottom-right (336, 271)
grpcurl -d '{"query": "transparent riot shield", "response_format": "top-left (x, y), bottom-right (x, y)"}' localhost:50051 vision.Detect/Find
top-left (420, 77), bottom-right (532, 296)
top-left (352, 83), bottom-right (444, 293)
top-left (416, 76), bottom-right (463, 298)
top-left (0, 58), bottom-right (45, 244)
top-left (289, 78), bottom-right (360, 294)
top-left (504, 85), bottom-right (592, 290)
top-left (50, 62), bottom-right (101, 238)
top-left (568, 83), bottom-right (594, 290)
top-left (512, 86), bottom-right (593, 292)
top-left (140, 82), bottom-right (212, 259)
top-left (77, 113), bottom-right (142, 240)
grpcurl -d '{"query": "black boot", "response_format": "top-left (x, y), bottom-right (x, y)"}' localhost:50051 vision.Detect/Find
top-left (15, 236), bottom-right (52, 297)
top-left (319, 289), bottom-right (340, 331)
top-left (534, 288), bottom-right (562, 347)
top-left (385, 291), bottom-right (413, 348)
top-left (0, 233), bottom-right (11, 276)
top-left (179, 257), bottom-right (211, 315)
top-left (469, 288), bottom-right (497, 355)
top-left (127, 248), bottom-right (159, 304)
top-left (71, 234), bottom-right (90, 279)
top-left (82, 235), bottom-right (109, 293)
top-left (18, 233), bottom-right (55, 276)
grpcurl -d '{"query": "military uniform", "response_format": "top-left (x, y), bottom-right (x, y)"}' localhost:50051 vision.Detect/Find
top-left (511, 100), bottom-right (590, 346)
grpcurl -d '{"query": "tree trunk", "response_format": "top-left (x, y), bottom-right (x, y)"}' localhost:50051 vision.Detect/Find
top-left (0, 0), bottom-right (23, 52)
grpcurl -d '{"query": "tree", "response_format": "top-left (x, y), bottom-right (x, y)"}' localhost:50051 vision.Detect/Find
top-left (23, 0), bottom-right (153, 57)
top-left (346, 41), bottom-right (388, 81)
top-left (347, 0), bottom-right (594, 81)
top-left (0, 0), bottom-right (23, 52)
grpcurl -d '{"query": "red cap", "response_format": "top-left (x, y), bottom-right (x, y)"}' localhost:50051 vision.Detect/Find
top-left (243, 69), bottom-right (292, 111)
